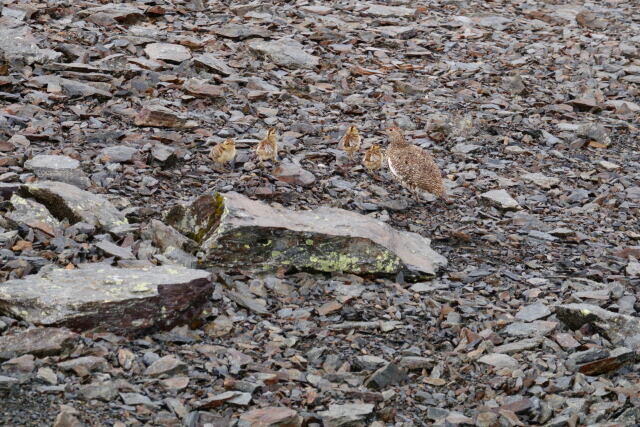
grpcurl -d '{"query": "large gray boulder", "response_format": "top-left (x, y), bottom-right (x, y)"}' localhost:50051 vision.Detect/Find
top-left (165, 192), bottom-right (446, 278)
top-left (0, 264), bottom-right (212, 337)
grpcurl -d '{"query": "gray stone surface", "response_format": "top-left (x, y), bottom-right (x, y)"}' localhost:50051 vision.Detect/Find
top-left (0, 264), bottom-right (212, 336)
top-left (144, 43), bottom-right (191, 62)
top-left (481, 189), bottom-right (520, 210)
top-left (556, 303), bottom-right (640, 348)
top-left (0, 26), bottom-right (61, 64)
top-left (20, 180), bottom-right (127, 233)
top-left (318, 403), bottom-right (374, 427)
top-left (173, 192), bottom-right (446, 278)
top-left (248, 38), bottom-right (319, 68)
top-left (23, 154), bottom-right (90, 189)
top-left (515, 302), bottom-right (552, 322)
top-left (0, 328), bottom-right (79, 362)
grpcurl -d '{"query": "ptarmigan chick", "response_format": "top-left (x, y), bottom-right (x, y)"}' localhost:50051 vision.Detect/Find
top-left (363, 144), bottom-right (383, 173)
top-left (385, 126), bottom-right (447, 201)
top-left (209, 138), bottom-right (236, 169)
top-left (256, 127), bottom-right (278, 164)
top-left (339, 125), bottom-right (361, 160)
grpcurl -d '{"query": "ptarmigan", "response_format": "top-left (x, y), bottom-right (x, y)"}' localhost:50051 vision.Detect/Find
top-left (385, 126), bottom-right (447, 201)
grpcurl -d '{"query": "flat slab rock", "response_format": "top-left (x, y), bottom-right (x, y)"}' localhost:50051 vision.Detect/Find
top-left (0, 327), bottom-right (78, 362)
top-left (556, 303), bottom-right (640, 349)
top-left (19, 180), bottom-right (128, 233)
top-left (166, 192), bottom-right (446, 278)
top-left (0, 264), bottom-right (212, 337)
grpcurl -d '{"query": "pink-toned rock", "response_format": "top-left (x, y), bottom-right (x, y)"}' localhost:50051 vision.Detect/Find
top-left (238, 407), bottom-right (302, 427)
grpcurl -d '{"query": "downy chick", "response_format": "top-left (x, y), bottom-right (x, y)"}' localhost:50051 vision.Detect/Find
top-left (385, 126), bottom-right (447, 201)
top-left (256, 127), bottom-right (278, 164)
top-left (209, 139), bottom-right (236, 168)
top-left (363, 144), bottom-right (384, 172)
top-left (339, 125), bottom-right (361, 160)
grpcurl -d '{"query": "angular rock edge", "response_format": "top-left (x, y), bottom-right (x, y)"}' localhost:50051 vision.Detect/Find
top-left (165, 192), bottom-right (447, 279)
top-left (0, 264), bottom-right (212, 337)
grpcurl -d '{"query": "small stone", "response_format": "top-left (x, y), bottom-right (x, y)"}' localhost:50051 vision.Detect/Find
top-left (515, 303), bottom-right (552, 322)
top-left (452, 143), bottom-right (480, 154)
top-left (0, 328), bottom-right (78, 362)
top-left (95, 240), bottom-right (135, 259)
top-left (503, 321), bottom-right (557, 337)
top-left (481, 189), bottom-right (520, 210)
top-left (37, 367), bottom-right (58, 385)
top-left (144, 43), bottom-right (191, 63)
top-left (478, 353), bottom-right (519, 370)
top-left (318, 403), bottom-right (374, 427)
top-left (317, 301), bottom-right (343, 316)
top-left (273, 161), bottom-right (316, 187)
top-left (522, 172), bottom-right (560, 189)
top-left (144, 355), bottom-right (188, 377)
top-left (78, 381), bottom-right (119, 401)
top-left (238, 407), bottom-right (302, 427)
top-left (135, 105), bottom-right (189, 128)
top-left (364, 363), bottom-right (407, 390)
top-left (193, 54), bottom-right (234, 76)
top-left (23, 154), bottom-right (90, 189)
top-left (248, 38), bottom-right (319, 69)
top-left (100, 146), bottom-right (137, 163)
top-left (493, 338), bottom-right (542, 354)
top-left (362, 4), bottom-right (414, 17)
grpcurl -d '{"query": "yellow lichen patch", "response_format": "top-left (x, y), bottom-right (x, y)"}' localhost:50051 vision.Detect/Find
top-left (308, 253), bottom-right (362, 272)
top-left (131, 283), bottom-right (153, 293)
top-left (305, 239), bottom-right (314, 245)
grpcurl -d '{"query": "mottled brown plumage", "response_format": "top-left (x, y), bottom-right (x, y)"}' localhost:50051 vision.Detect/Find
top-left (209, 139), bottom-right (236, 167)
top-left (363, 144), bottom-right (384, 172)
top-left (339, 125), bottom-right (361, 159)
top-left (385, 126), bottom-right (446, 200)
top-left (256, 127), bottom-right (278, 164)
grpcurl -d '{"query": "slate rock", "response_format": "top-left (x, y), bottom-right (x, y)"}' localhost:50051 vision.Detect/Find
top-left (493, 338), bottom-right (542, 354)
top-left (522, 172), bottom-right (560, 189)
top-left (135, 105), bottom-right (190, 128)
top-left (213, 24), bottom-right (272, 40)
top-left (503, 321), bottom-right (557, 337)
top-left (238, 407), bottom-right (302, 427)
top-left (248, 38), bottom-right (319, 69)
top-left (0, 375), bottom-right (19, 391)
top-left (515, 303), bottom-right (552, 322)
top-left (183, 78), bottom-right (225, 98)
top-left (273, 161), bottom-right (316, 187)
top-left (6, 194), bottom-right (61, 235)
top-left (29, 75), bottom-right (111, 99)
top-left (478, 353), bottom-right (519, 370)
top-left (100, 146), bottom-right (137, 163)
top-left (193, 54), bottom-right (234, 76)
top-left (192, 192), bottom-right (446, 278)
top-left (144, 43), bottom-right (191, 63)
top-left (20, 181), bottom-right (128, 233)
top-left (365, 363), bottom-right (407, 390)
top-left (363, 4), bottom-right (415, 17)
top-left (79, 381), bottom-right (118, 401)
top-left (318, 403), bottom-right (374, 427)
top-left (0, 26), bottom-right (62, 64)
top-left (0, 264), bottom-right (212, 336)
top-left (481, 189), bottom-right (520, 210)
top-left (0, 328), bottom-right (78, 362)
top-left (556, 304), bottom-right (640, 348)
top-left (95, 240), bottom-right (134, 259)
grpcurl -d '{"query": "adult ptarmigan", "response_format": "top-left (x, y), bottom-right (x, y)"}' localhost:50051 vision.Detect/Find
top-left (385, 126), bottom-right (447, 201)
